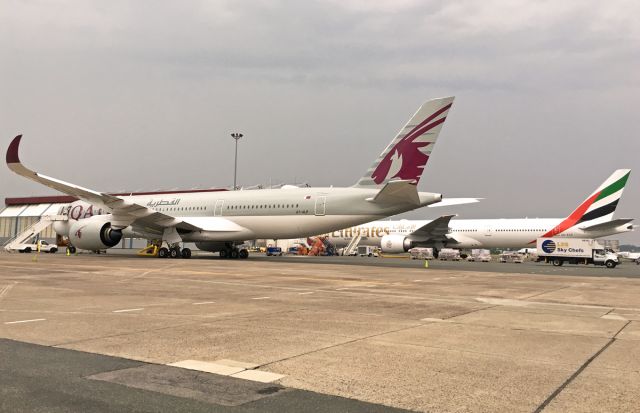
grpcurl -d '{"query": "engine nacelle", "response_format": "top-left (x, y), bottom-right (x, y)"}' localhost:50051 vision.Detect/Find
top-left (68, 216), bottom-right (123, 250)
top-left (380, 234), bottom-right (412, 253)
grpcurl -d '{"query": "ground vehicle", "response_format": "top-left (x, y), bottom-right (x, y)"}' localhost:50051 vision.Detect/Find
top-left (536, 238), bottom-right (619, 268)
top-left (266, 246), bottom-right (283, 256)
top-left (15, 240), bottom-right (58, 253)
top-left (438, 248), bottom-right (461, 261)
top-left (499, 252), bottom-right (523, 263)
top-left (409, 247), bottom-right (434, 260)
top-left (467, 249), bottom-right (491, 262)
top-left (357, 246), bottom-right (379, 257)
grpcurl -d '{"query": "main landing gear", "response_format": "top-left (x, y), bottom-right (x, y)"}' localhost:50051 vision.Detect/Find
top-left (157, 244), bottom-right (192, 259)
top-left (219, 244), bottom-right (249, 259)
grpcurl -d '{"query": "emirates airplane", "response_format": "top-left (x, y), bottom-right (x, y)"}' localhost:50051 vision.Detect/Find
top-left (6, 96), bottom-right (474, 258)
top-left (325, 169), bottom-right (634, 253)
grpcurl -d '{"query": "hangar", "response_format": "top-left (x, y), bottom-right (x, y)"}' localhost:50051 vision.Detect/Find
top-left (0, 195), bottom-right (74, 244)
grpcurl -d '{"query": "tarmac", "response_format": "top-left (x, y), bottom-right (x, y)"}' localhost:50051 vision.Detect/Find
top-left (1, 251), bottom-right (640, 412)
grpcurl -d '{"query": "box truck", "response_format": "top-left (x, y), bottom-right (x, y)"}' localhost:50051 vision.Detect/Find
top-left (536, 238), bottom-right (619, 268)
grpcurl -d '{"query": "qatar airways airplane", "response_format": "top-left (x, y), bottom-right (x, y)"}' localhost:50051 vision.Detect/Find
top-left (325, 169), bottom-right (634, 253)
top-left (6, 96), bottom-right (475, 258)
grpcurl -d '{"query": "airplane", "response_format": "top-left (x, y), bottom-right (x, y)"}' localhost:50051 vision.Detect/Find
top-left (617, 251), bottom-right (640, 262)
top-left (324, 169), bottom-right (634, 254)
top-left (6, 96), bottom-right (477, 259)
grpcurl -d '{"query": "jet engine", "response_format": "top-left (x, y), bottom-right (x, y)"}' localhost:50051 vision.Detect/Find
top-left (380, 234), bottom-right (413, 253)
top-left (68, 216), bottom-right (123, 250)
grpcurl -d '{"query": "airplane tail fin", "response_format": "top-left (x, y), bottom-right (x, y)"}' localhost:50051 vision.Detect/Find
top-left (570, 169), bottom-right (631, 227)
top-left (354, 97), bottom-right (454, 188)
top-left (541, 169), bottom-right (631, 237)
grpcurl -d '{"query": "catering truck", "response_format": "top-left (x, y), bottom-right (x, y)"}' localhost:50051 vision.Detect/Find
top-left (536, 238), bottom-right (619, 268)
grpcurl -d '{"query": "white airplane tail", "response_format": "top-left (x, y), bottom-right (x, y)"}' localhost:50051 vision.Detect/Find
top-left (354, 97), bottom-right (454, 188)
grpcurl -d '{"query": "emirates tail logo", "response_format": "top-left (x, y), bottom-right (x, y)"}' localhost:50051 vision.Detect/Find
top-left (371, 104), bottom-right (451, 184)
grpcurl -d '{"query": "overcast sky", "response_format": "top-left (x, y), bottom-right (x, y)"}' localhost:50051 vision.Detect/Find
top-left (1, 0), bottom-right (639, 242)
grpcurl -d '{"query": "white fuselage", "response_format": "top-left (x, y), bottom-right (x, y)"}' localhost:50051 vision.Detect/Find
top-left (326, 218), bottom-right (631, 250)
top-left (56, 187), bottom-right (441, 242)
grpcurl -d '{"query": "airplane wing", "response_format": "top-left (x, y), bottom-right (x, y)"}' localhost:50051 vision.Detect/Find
top-left (6, 135), bottom-right (243, 234)
top-left (406, 215), bottom-right (455, 241)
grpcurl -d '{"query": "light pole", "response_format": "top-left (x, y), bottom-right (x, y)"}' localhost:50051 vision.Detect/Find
top-left (230, 132), bottom-right (243, 190)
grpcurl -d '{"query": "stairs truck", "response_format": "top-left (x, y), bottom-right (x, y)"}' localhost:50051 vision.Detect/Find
top-left (536, 238), bottom-right (619, 268)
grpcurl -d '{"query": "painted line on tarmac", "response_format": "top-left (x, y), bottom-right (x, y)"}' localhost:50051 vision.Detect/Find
top-left (112, 308), bottom-right (144, 313)
top-left (5, 318), bottom-right (46, 325)
top-left (251, 297), bottom-right (270, 300)
top-left (335, 287), bottom-right (349, 291)
top-left (298, 292), bottom-right (314, 295)
top-left (192, 301), bottom-right (216, 305)
top-left (117, 264), bottom-right (182, 283)
top-left (476, 297), bottom-right (614, 310)
top-left (0, 282), bottom-right (17, 301)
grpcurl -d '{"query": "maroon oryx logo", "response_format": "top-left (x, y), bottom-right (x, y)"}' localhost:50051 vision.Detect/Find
top-left (371, 103), bottom-right (451, 184)
top-left (75, 229), bottom-right (82, 239)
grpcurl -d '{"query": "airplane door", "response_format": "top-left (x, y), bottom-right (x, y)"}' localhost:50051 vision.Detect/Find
top-left (484, 226), bottom-right (492, 237)
top-left (314, 196), bottom-right (326, 216)
top-left (214, 200), bottom-right (224, 217)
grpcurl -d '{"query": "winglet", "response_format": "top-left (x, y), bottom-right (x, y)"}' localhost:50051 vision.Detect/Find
top-left (7, 135), bottom-right (22, 165)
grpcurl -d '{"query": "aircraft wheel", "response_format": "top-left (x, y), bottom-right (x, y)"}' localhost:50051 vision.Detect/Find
top-left (158, 247), bottom-right (169, 258)
top-left (69, 246), bottom-right (77, 254)
top-left (220, 249), bottom-right (228, 259)
top-left (170, 248), bottom-right (180, 258)
top-left (239, 249), bottom-right (249, 259)
top-left (230, 249), bottom-right (239, 259)
top-left (181, 248), bottom-right (192, 259)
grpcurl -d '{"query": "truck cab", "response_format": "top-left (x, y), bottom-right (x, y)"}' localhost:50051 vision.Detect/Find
top-left (593, 249), bottom-right (619, 268)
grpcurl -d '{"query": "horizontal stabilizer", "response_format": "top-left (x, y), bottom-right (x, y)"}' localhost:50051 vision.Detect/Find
top-left (409, 215), bottom-right (455, 240)
top-left (427, 198), bottom-right (482, 208)
top-left (366, 180), bottom-right (419, 205)
top-left (581, 218), bottom-right (634, 232)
